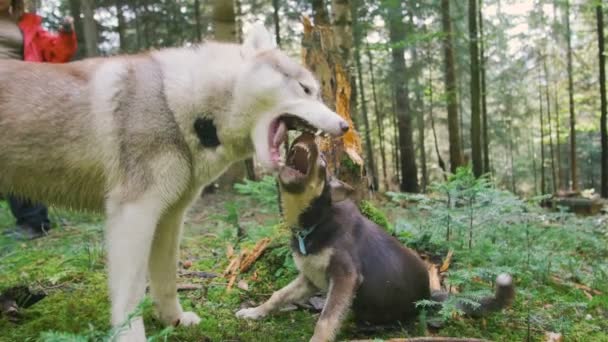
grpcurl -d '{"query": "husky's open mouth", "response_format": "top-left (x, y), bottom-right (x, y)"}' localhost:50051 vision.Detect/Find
top-left (278, 132), bottom-right (319, 190)
top-left (268, 115), bottom-right (326, 165)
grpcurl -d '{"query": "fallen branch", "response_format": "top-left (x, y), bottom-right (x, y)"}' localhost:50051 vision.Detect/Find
top-left (550, 276), bottom-right (603, 296)
top-left (177, 284), bottom-right (203, 291)
top-left (240, 238), bottom-right (271, 273)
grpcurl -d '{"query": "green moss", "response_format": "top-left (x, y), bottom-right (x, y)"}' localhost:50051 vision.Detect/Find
top-left (359, 200), bottom-right (392, 233)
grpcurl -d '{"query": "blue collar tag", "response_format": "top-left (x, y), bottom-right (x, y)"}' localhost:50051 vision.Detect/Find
top-left (294, 224), bottom-right (318, 255)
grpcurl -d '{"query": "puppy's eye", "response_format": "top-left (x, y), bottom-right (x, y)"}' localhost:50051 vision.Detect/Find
top-left (299, 82), bottom-right (311, 95)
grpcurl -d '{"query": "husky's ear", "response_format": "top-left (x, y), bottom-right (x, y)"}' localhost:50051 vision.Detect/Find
top-left (242, 23), bottom-right (275, 57)
top-left (329, 178), bottom-right (355, 203)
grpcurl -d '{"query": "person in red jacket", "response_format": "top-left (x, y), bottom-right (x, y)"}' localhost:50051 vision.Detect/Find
top-left (1, 0), bottom-right (78, 239)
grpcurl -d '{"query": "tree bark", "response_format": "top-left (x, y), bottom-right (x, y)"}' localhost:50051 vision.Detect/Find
top-left (387, 2), bottom-right (418, 192)
top-left (468, 0), bottom-right (482, 177)
top-left (312, 0), bottom-right (330, 25)
top-left (479, 0), bottom-right (489, 174)
top-left (213, 0), bottom-right (236, 41)
top-left (441, 0), bottom-right (464, 173)
top-left (565, 0), bottom-right (577, 191)
top-left (597, 3), bottom-right (608, 198)
top-left (301, 17), bottom-right (366, 200)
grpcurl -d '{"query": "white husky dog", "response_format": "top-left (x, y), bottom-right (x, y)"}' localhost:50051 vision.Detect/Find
top-left (0, 24), bottom-right (347, 341)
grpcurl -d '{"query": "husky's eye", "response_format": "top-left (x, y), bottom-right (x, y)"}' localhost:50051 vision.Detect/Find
top-left (299, 82), bottom-right (312, 95)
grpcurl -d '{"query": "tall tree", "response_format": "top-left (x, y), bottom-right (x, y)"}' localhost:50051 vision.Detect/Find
top-left (468, 0), bottom-right (482, 177)
top-left (68, 0), bottom-right (86, 59)
top-left (597, 2), bottom-right (608, 198)
top-left (543, 58), bottom-right (557, 193)
top-left (479, 0), bottom-right (490, 173)
top-left (409, 11), bottom-right (428, 191)
top-left (538, 64), bottom-right (546, 194)
top-left (272, 0), bottom-right (281, 46)
top-left (441, 0), bottom-right (465, 173)
top-left (366, 42), bottom-right (388, 190)
top-left (81, 0), bottom-right (98, 57)
top-left (565, 0), bottom-right (577, 191)
top-left (194, 0), bottom-right (202, 42)
top-left (386, 1), bottom-right (418, 192)
top-left (353, 0), bottom-right (377, 190)
top-left (115, 0), bottom-right (126, 52)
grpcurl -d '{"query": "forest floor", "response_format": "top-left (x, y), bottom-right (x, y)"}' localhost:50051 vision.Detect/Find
top-left (0, 174), bottom-right (607, 342)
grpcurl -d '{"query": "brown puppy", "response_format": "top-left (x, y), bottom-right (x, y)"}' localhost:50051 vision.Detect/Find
top-left (236, 133), bottom-right (431, 341)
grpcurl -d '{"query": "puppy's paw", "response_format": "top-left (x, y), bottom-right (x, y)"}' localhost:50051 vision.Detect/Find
top-left (174, 311), bottom-right (201, 327)
top-left (235, 307), bottom-right (266, 320)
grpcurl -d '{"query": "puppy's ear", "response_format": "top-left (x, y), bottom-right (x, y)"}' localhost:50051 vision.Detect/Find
top-left (329, 178), bottom-right (355, 202)
top-left (242, 23), bottom-right (275, 57)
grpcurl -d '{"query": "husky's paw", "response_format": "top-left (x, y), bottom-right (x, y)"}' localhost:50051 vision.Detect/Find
top-left (174, 311), bottom-right (201, 327)
top-left (235, 307), bottom-right (267, 320)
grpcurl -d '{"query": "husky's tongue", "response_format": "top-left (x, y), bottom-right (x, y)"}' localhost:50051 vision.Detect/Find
top-left (270, 120), bottom-right (288, 164)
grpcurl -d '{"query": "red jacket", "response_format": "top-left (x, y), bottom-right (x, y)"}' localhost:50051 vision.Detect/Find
top-left (18, 13), bottom-right (77, 63)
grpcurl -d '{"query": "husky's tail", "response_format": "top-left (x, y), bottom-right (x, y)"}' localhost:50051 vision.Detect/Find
top-left (431, 273), bottom-right (515, 318)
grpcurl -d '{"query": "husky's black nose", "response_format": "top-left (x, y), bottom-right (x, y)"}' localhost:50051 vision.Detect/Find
top-left (339, 121), bottom-right (349, 133)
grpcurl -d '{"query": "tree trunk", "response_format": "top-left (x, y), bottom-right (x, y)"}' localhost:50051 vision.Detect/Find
top-left (441, 0), bottom-right (465, 173)
top-left (554, 85), bottom-right (562, 191)
top-left (301, 17), bottom-right (366, 200)
top-left (565, 0), bottom-right (577, 191)
top-left (354, 24), bottom-right (377, 190)
top-left (133, 0), bottom-right (142, 50)
top-left (543, 59), bottom-right (557, 193)
top-left (538, 64), bottom-right (546, 195)
top-left (479, 0), bottom-right (489, 174)
top-left (272, 0), bottom-right (281, 46)
top-left (597, 3), bottom-right (608, 198)
top-left (81, 0), bottom-right (98, 57)
top-left (392, 89), bottom-right (401, 187)
top-left (68, 0), bottom-right (86, 60)
top-left (312, 0), bottom-right (330, 25)
top-left (468, 0), bottom-right (482, 177)
top-left (386, 2), bottom-right (418, 193)
top-left (366, 43), bottom-right (388, 190)
top-left (213, 0), bottom-right (236, 41)
top-left (428, 63), bottom-right (447, 178)
top-left (212, 0), bottom-right (251, 186)
top-left (408, 10), bottom-right (427, 192)
top-left (194, 0), bottom-right (202, 42)
top-left (115, 0), bottom-right (126, 52)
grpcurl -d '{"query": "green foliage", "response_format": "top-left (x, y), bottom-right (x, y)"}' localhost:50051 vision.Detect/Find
top-left (234, 176), bottom-right (279, 213)
top-left (358, 200), bottom-right (392, 233)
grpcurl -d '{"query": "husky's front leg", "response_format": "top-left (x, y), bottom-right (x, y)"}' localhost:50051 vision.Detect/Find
top-left (236, 274), bottom-right (316, 320)
top-left (310, 272), bottom-right (358, 342)
top-left (106, 194), bottom-right (165, 342)
top-left (148, 204), bottom-right (201, 326)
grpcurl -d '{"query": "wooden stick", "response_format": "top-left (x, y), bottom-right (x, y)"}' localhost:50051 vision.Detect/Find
top-left (240, 238), bottom-right (271, 273)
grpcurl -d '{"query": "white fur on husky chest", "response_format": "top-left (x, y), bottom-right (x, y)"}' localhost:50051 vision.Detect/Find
top-left (293, 248), bottom-right (333, 291)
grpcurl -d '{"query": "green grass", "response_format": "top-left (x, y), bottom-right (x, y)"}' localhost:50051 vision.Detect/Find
top-left (0, 176), bottom-right (607, 342)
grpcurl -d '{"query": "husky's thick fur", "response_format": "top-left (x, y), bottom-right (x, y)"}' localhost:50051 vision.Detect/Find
top-left (236, 133), bottom-right (514, 342)
top-left (0, 24), bottom-right (347, 341)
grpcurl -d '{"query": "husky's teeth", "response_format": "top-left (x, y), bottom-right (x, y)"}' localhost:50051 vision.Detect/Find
top-left (315, 129), bottom-right (323, 136)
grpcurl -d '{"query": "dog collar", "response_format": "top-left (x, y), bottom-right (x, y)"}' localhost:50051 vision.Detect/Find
top-left (294, 224), bottom-right (318, 255)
